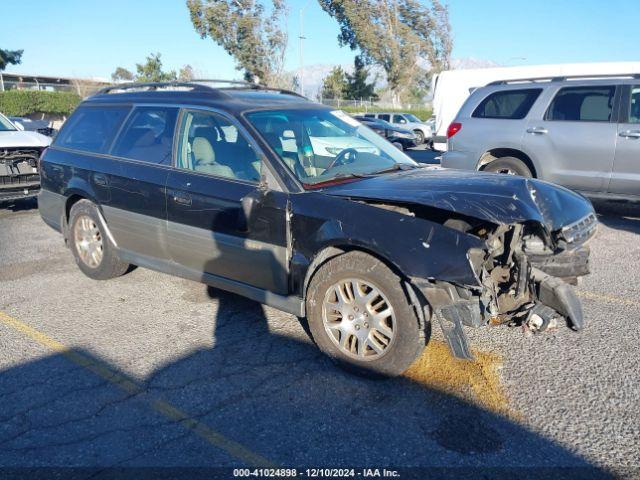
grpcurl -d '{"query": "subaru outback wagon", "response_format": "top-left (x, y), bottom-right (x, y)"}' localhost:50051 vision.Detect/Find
top-left (442, 74), bottom-right (640, 201)
top-left (39, 81), bottom-right (597, 376)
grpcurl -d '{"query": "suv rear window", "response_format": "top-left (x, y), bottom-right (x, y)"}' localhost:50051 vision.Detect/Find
top-left (472, 89), bottom-right (542, 119)
top-left (55, 106), bottom-right (130, 153)
top-left (546, 86), bottom-right (615, 122)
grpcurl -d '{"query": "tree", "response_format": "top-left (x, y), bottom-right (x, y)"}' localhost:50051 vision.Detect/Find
top-left (111, 67), bottom-right (135, 82)
top-left (135, 53), bottom-right (177, 82)
top-left (0, 48), bottom-right (23, 71)
top-left (178, 65), bottom-right (195, 81)
top-left (344, 56), bottom-right (377, 100)
top-left (321, 66), bottom-right (347, 100)
top-left (318, 0), bottom-right (452, 105)
top-left (186, 0), bottom-right (287, 85)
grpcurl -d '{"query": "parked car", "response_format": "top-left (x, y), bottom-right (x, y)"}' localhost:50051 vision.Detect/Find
top-left (353, 115), bottom-right (418, 149)
top-left (430, 62), bottom-right (640, 151)
top-left (39, 81), bottom-right (596, 377)
top-left (363, 112), bottom-right (433, 146)
top-left (442, 74), bottom-right (640, 201)
top-left (9, 116), bottom-right (57, 137)
top-left (0, 112), bottom-right (51, 203)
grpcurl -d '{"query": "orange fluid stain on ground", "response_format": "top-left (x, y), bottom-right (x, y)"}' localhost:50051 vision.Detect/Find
top-left (404, 340), bottom-right (516, 418)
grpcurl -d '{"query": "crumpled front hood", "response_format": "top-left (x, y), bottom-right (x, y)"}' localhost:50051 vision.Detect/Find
top-left (323, 168), bottom-right (595, 232)
top-left (0, 130), bottom-right (51, 148)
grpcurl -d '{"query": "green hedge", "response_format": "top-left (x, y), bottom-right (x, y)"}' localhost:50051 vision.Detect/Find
top-left (338, 105), bottom-right (432, 121)
top-left (0, 90), bottom-right (81, 117)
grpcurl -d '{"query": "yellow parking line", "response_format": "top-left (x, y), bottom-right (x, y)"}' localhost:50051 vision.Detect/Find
top-left (0, 311), bottom-right (275, 467)
top-left (578, 290), bottom-right (640, 308)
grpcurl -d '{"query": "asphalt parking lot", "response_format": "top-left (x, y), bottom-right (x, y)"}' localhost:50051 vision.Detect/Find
top-left (0, 185), bottom-right (638, 477)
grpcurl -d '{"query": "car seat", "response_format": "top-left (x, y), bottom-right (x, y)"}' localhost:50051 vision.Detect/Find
top-left (191, 136), bottom-right (234, 178)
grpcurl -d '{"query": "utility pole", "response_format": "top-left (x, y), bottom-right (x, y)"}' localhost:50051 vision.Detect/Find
top-left (299, 1), bottom-right (311, 97)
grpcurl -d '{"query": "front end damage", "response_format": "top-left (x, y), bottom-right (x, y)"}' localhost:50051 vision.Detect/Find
top-left (420, 214), bottom-right (597, 360)
top-left (0, 148), bottom-right (42, 202)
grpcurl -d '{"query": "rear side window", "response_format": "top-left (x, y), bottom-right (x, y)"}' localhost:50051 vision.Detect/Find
top-left (55, 106), bottom-right (129, 153)
top-left (546, 86), bottom-right (615, 122)
top-left (378, 114), bottom-right (391, 121)
top-left (112, 107), bottom-right (179, 164)
top-left (472, 89), bottom-right (541, 119)
top-left (628, 86), bottom-right (640, 123)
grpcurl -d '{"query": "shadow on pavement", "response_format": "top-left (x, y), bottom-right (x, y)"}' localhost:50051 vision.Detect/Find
top-left (0, 197), bottom-right (38, 213)
top-left (592, 200), bottom-right (640, 235)
top-left (405, 147), bottom-right (441, 165)
top-left (0, 287), bottom-right (613, 479)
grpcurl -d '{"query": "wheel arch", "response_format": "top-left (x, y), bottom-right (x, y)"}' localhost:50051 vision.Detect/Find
top-left (477, 148), bottom-right (538, 177)
top-left (301, 243), bottom-right (431, 332)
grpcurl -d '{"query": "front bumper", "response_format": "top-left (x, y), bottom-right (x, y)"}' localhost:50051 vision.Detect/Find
top-left (0, 180), bottom-right (41, 203)
top-left (528, 245), bottom-right (590, 282)
top-left (440, 150), bottom-right (477, 170)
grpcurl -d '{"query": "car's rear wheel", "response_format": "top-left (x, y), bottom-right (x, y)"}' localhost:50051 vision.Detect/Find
top-left (483, 156), bottom-right (532, 177)
top-left (68, 200), bottom-right (129, 280)
top-left (306, 251), bottom-right (425, 377)
top-left (413, 129), bottom-right (425, 144)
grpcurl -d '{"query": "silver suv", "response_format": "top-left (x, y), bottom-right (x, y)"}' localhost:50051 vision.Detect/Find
top-left (363, 112), bottom-right (433, 146)
top-left (441, 75), bottom-right (640, 201)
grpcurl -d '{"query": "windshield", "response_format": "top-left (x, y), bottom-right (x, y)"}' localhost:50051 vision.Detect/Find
top-left (247, 109), bottom-right (417, 186)
top-left (0, 114), bottom-right (17, 132)
top-left (404, 113), bottom-right (422, 123)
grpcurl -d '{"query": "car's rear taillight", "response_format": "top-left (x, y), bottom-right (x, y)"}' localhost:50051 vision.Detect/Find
top-left (447, 122), bottom-right (462, 139)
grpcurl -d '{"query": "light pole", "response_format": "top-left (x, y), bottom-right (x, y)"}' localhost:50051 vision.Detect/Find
top-left (299, 0), bottom-right (311, 96)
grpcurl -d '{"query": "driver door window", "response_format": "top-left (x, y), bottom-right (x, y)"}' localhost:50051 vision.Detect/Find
top-left (392, 114), bottom-right (406, 124)
top-left (176, 110), bottom-right (261, 182)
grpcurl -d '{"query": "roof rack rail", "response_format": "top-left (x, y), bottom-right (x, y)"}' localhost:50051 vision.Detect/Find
top-left (96, 79), bottom-right (307, 99)
top-left (488, 73), bottom-right (640, 86)
top-left (97, 81), bottom-right (216, 95)
top-left (192, 78), bottom-right (307, 98)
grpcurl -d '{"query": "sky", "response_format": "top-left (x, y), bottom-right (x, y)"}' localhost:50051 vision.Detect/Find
top-left (2, 0), bottom-right (639, 81)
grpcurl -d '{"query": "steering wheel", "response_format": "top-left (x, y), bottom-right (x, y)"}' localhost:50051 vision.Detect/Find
top-left (326, 148), bottom-right (359, 170)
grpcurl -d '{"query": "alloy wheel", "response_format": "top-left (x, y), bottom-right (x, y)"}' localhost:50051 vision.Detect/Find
top-left (322, 278), bottom-right (396, 360)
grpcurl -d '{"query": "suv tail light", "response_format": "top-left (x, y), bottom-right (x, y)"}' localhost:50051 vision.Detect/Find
top-left (447, 122), bottom-right (462, 139)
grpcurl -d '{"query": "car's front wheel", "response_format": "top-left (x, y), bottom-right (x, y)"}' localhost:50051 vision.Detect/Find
top-left (68, 199), bottom-right (130, 280)
top-left (306, 251), bottom-right (426, 377)
top-left (413, 129), bottom-right (425, 144)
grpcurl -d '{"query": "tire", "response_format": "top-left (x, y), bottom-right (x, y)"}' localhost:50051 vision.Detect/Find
top-left (306, 251), bottom-right (426, 377)
top-left (483, 156), bottom-right (532, 177)
top-left (68, 199), bottom-right (129, 280)
top-left (413, 129), bottom-right (425, 144)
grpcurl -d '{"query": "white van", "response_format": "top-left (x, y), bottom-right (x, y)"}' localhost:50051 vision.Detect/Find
top-left (431, 62), bottom-right (640, 151)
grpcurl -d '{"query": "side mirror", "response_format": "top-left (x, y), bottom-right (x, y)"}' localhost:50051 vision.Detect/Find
top-left (399, 118), bottom-right (407, 124)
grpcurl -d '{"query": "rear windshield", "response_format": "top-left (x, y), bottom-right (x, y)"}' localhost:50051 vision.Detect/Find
top-left (472, 89), bottom-right (542, 119)
top-left (55, 105), bottom-right (130, 153)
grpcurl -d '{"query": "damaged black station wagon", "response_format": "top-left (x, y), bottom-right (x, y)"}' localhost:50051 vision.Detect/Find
top-left (39, 81), bottom-right (597, 376)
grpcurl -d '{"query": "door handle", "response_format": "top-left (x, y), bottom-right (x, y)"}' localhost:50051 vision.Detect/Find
top-left (172, 191), bottom-right (192, 206)
top-left (526, 127), bottom-right (548, 135)
top-left (93, 173), bottom-right (108, 186)
top-left (619, 130), bottom-right (640, 139)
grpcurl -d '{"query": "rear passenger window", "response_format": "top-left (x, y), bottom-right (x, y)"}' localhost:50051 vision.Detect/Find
top-left (472, 89), bottom-right (541, 119)
top-left (628, 87), bottom-right (640, 123)
top-left (55, 106), bottom-right (129, 153)
top-left (112, 107), bottom-right (178, 164)
top-left (546, 86), bottom-right (615, 122)
top-left (378, 114), bottom-right (390, 121)
top-left (176, 110), bottom-right (261, 182)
